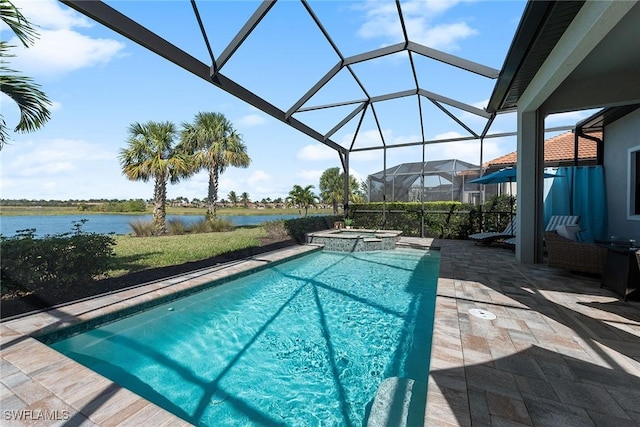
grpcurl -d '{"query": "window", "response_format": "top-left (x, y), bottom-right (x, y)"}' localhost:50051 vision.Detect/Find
top-left (629, 145), bottom-right (640, 220)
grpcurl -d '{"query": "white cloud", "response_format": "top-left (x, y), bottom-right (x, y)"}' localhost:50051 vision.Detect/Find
top-left (348, 168), bottom-right (366, 184)
top-left (297, 144), bottom-right (338, 161)
top-left (247, 170), bottom-right (270, 186)
top-left (297, 169), bottom-right (324, 183)
top-left (236, 114), bottom-right (266, 128)
top-left (421, 130), bottom-right (510, 165)
top-left (6, 138), bottom-right (114, 178)
top-left (50, 100), bottom-right (63, 111)
top-left (12, 0), bottom-right (92, 30)
top-left (356, 0), bottom-right (477, 51)
top-left (0, 137), bottom-right (135, 199)
top-left (9, 30), bottom-right (125, 78)
top-left (5, 0), bottom-right (125, 78)
top-left (350, 150), bottom-right (380, 162)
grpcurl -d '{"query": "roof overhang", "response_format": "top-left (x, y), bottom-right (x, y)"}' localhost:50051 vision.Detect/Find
top-left (487, 1), bottom-right (640, 116)
top-left (576, 104), bottom-right (640, 133)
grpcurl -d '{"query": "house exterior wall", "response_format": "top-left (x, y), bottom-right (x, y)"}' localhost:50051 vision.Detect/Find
top-left (605, 107), bottom-right (640, 239)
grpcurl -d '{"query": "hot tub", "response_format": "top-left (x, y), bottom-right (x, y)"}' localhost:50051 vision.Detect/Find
top-left (306, 229), bottom-right (402, 252)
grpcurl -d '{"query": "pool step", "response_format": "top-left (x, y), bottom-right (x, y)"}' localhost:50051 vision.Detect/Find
top-left (367, 377), bottom-right (427, 427)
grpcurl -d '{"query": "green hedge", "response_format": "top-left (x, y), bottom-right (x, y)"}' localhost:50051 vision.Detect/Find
top-left (1, 220), bottom-right (116, 296)
top-left (349, 202), bottom-right (481, 238)
top-left (283, 215), bottom-right (343, 243)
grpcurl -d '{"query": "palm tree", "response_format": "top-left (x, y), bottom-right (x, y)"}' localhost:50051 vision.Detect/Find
top-left (0, 0), bottom-right (52, 149)
top-left (319, 167), bottom-right (362, 214)
top-left (119, 121), bottom-right (192, 234)
top-left (240, 192), bottom-right (250, 208)
top-left (319, 167), bottom-right (343, 215)
top-left (286, 184), bottom-right (318, 217)
top-left (179, 112), bottom-right (251, 220)
top-left (228, 191), bottom-right (238, 207)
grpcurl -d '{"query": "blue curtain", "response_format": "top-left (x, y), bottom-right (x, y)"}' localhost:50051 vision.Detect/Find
top-left (544, 166), bottom-right (607, 240)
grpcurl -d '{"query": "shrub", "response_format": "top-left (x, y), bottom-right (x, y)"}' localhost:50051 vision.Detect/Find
top-left (480, 195), bottom-right (515, 232)
top-left (283, 215), bottom-right (342, 243)
top-left (349, 202), bottom-right (478, 238)
top-left (189, 217), bottom-right (235, 233)
top-left (261, 220), bottom-right (290, 241)
top-left (1, 220), bottom-right (116, 296)
top-left (129, 220), bottom-right (155, 237)
top-left (208, 217), bottom-right (235, 232)
top-left (167, 218), bottom-right (189, 235)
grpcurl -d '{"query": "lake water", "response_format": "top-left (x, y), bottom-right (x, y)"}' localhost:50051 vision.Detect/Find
top-left (0, 214), bottom-right (318, 238)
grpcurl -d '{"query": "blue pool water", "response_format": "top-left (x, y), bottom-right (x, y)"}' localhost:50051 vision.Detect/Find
top-left (49, 248), bottom-right (439, 426)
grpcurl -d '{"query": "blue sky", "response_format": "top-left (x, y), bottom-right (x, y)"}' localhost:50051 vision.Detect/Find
top-left (0, 0), bottom-right (593, 202)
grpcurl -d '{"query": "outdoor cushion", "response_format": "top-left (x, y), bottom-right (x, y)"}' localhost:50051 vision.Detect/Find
top-left (556, 224), bottom-right (580, 241)
top-left (545, 215), bottom-right (580, 231)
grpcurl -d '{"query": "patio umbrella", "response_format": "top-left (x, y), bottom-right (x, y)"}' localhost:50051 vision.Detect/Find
top-left (468, 167), bottom-right (560, 185)
top-left (469, 167), bottom-right (561, 223)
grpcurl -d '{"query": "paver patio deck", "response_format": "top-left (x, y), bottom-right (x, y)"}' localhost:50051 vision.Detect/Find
top-left (1, 238), bottom-right (638, 426)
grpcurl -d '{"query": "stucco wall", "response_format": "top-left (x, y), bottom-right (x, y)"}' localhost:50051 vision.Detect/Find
top-left (604, 107), bottom-right (640, 239)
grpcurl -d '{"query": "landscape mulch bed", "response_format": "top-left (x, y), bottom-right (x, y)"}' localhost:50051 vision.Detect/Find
top-left (1, 237), bottom-right (297, 320)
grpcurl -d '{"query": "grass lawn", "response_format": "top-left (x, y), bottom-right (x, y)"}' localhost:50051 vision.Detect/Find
top-left (109, 227), bottom-right (268, 277)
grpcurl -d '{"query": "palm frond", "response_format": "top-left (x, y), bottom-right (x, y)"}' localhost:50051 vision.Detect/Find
top-left (0, 72), bottom-right (51, 133)
top-left (0, 0), bottom-right (38, 48)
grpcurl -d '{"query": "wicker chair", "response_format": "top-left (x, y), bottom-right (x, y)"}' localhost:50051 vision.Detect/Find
top-left (544, 231), bottom-right (608, 275)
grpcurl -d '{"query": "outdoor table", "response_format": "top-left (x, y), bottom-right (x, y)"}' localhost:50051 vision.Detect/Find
top-left (597, 241), bottom-right (640, 301)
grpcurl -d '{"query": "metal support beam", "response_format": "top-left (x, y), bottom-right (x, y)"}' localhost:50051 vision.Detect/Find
top-left (297, 98), bottom-right (367, 113)
top-left (343, 43), bottom-right (406, 66)
top-left (286, 61), bottom-right (343, 119)
top-left (341, 151), bottom-right (350, 218)
top-left (429, 98), bottom-right (479, 138)
top-left (349, 125), bottom-right (574, 152)
top-left (60, 0), bottom-right (347, 155)
top-left (370, 89), bottom-right (417, 104)
top-left (213, 1), bottom-right (276, 76)
top-left (324, 102), bottom-right (366, 141)
top-left (349, 104), bottom-right (368, 151)
top-left (190, 1), bottom-right (215, 64)
top-left (419, 88), bottom-right (491, 118)
top-left (408, 41), bottom-right (500, 78)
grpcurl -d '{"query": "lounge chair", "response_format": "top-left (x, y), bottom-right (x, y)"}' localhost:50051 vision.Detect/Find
top-left (502, 215), bottom-right (580, 246)
top-left (468, 217), bottom-right (516, 244)
top-left (545, 230), bottom-right (607, 275)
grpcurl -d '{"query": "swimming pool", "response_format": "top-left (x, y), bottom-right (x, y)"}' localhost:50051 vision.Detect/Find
top-left (46, 248), bottom-right (439, 426)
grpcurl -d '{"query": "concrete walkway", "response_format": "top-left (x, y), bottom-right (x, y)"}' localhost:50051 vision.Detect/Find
top-left (1, 239), bottom-right (638, 426)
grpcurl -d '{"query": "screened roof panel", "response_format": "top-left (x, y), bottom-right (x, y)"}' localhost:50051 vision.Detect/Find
top-left (103, 1), bottom-right (211, 63)
top-left (304, 1), bottom-right (386, 58)
top-left (218, 2), bottom-right (340, 108)
top-left (301, 67), bottom-right (366, 110)
top-left (292, 103), bottom-right (363, 138)
top-left (413, 54), bottom-right (495, 106)
top-left (63, 0), bottom-right (544, 159)
top-left (372, 97), bottom-right (424, 146)
top-left (347, 51), bottom-right (417, 99)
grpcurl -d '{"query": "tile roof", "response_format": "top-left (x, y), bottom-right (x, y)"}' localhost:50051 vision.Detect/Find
top-left (485, 131), bottom-right (600, 168)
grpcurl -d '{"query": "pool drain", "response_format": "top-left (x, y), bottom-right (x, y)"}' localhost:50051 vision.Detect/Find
top-left (468, 308), bottom-right (496, 320)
